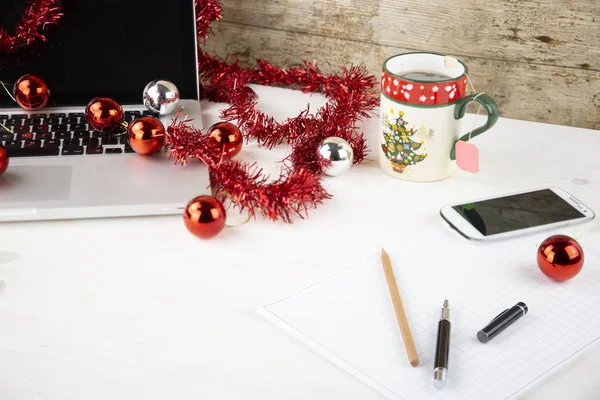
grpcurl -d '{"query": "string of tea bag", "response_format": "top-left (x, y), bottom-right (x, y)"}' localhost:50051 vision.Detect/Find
top-left (444, 56), bottom-right (485, 141)
top-left (465, 75), bottom-right (485, 141)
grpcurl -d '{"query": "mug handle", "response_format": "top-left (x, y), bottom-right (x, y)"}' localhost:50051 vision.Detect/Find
top-left (450, 93), bottom-right (499, 160)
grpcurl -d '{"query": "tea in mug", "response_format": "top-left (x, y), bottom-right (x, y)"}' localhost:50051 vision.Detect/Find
top-left (399, 70), bottom-right (453, 82)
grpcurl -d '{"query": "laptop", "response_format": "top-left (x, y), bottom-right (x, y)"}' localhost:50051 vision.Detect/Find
top-left (0, 0), bottom-right (210, 222)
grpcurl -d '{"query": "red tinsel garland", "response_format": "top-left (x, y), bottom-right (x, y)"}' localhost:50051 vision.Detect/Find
top-left (164, 0), bottom-right (378, 223)
top-left (0, 0), bottom-right (63, 56)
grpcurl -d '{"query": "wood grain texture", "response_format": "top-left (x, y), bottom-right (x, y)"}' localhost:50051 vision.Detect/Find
top-left (202, 22), bottom-right (600, 129)
top-left (221, 0), bottom-right (600, 69)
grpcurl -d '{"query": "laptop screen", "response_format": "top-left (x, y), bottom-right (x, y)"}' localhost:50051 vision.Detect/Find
top-left (0, 0), bottom-right (198, 108)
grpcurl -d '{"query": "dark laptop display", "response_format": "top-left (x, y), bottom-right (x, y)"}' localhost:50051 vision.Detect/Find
top-left (0, 0), bottom-right (198, 107)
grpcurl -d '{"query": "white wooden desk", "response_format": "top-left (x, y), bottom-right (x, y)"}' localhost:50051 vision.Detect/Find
top-left (1, 86), bottom-right (599, 400)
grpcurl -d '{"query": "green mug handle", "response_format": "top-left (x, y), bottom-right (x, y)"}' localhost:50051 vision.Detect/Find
top-left (450, 93), bottom-right (499, 160)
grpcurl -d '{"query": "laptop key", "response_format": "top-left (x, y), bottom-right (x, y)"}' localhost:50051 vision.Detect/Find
top-left (81, 137), bottom-right (91, 145)
top-left (65, 117), bottom-right (79, 125)
top-left (52, 124), bottom-right (68, 132)
top-left (37, 132), bottom-right (54, 140)
top-left (49, 113), bottom-right (66, 118)
top-left (25, 118), bottom-right (44, 125)
top-left (64, 139), bottom-right (81, 147)
top-left (73, 131), bottom-right (90, 138)
top-left (62, 146), bottom-right (84, 155)
top-left (70, 124), bottom-right (87, 132)
top-left (17, 132), bottom-right (35, 140)
top-left (105, 148), bottom-right (123, 154)
top-left (32, 124), bottom-right (49, 132)
top-left (88, 137), bottom-right (100, 146)
top-left (8, 147), bottom-right (60, 157)
top-left (55, 131), bottom-right (72, 139)
top-left (45, 139), bottom-right (60, 147)
top-left (14, 126), bottom-right (29, 134)
top-left (1, 133), bottom-right (13, 141)
top-left (9, 114), bottom-right (27, 120)
top-left (46, 117), bottom-right (61, 125)
top-left (5, 140), bottom-right (22, 149)
top-left (24, 139), bottom-right (41, 149)
top-left (86, 145), bottom-right (104, 155)
top-left (91, 131), bottom-right (108, 138)
top-left (102, 136), bottom-right (119, 145)
top-left (68, 113), bottom-right (85, 117)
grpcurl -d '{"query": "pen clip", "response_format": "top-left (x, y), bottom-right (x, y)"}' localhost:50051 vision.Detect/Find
top-left (488, 309), bottom-right (510, 325)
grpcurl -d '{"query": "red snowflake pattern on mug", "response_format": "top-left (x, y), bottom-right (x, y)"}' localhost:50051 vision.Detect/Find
top-left (381, 71), bottom-right (467, 106)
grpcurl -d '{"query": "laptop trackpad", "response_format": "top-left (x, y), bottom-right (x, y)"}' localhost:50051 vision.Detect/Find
top-left (0, 166), bottom-right (72, 203)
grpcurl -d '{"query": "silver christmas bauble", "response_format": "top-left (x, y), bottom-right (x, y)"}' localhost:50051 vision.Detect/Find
top-left (143, 80), bottom-right (181, 116)
top-left (318, 137), bottom-right (354, 177)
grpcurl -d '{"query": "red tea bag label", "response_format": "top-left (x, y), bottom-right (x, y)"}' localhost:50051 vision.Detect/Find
top-left (456, 141), bottom-right (480, 173)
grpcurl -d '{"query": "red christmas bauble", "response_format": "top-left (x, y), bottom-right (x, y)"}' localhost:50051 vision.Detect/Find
top-left (128, 116), bottom-right (166, 155)
top-left (183, 196), bottom-right (227, 239)
top-left (0, 143), bottom-right (8, 177)
top-left (208, 122), bottom-right (243, 158)
top-left (537, 235), bottom-right (584, 281)
top-left (13, 74), bottom-right (50, 111)
top-left (85, 97), bottom-right (123, 133)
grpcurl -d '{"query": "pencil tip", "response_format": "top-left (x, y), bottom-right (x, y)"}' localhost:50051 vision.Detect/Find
top-left (381, 248), bottom-right (387, 256)
top-left (444, 299), bottom-right (449, 307)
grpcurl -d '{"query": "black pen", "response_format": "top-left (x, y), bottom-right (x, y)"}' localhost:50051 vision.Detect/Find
top-left (478, 302), bottom-right (528, 343)
top-left (433, 299), bottom-right (451, 389)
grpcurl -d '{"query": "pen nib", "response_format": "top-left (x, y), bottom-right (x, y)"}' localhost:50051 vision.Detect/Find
top-left (444, 299), bottom-right (449, 308)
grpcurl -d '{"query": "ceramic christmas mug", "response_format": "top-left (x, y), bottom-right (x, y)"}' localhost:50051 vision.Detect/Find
top-left (379, 53), bottom-right (499, 182)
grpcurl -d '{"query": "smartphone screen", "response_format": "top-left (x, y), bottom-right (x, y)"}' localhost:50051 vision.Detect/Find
top-left (452, 189), bottom-right (586, 236)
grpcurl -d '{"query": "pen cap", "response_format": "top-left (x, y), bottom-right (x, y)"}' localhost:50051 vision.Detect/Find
top-left (477, 302), bottom-right (528, 343)
top-left (516, 302), bottom-right (528, 315)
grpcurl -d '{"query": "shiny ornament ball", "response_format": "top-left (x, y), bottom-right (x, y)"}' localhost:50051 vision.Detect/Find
top-left (0, 143), bottom-right (8, 177)
top-left (208, 122), bottom-right (243, 158)
top-left (183, 196), bottom-right (227, 239)
top-left (143, 80), bottom-right (180, 116)
top-left (13, 74), bottom-right (50, 110)
top-left (318, 137), bottom-right (354, 177)
top-left (128, 116), bottom-right (166, 155)
top-left (85, 97), bottom-right (123, 133)
top-left (537, 235), bottom-right (584, 281)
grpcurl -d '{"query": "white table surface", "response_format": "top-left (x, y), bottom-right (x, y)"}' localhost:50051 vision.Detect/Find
top-left (1, 85), bottom-right (599, 400)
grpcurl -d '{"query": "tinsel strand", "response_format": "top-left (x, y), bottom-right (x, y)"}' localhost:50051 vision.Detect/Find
top-left (0, 0), bottom-right (63, 56)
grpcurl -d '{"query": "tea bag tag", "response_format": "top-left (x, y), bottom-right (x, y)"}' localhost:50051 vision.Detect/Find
top-left (456, 141), bottom-right (480, 173)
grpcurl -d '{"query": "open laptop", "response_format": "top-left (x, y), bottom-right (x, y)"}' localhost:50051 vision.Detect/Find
top-left (0, 0), bottom-right (210, 222)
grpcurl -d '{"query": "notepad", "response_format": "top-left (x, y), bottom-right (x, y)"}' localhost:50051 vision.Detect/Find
top-left (259, 227), bottom-right (600, 400)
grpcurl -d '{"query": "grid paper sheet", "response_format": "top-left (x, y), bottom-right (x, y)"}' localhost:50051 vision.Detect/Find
top-left (259, 227), bottom-right (600, 400)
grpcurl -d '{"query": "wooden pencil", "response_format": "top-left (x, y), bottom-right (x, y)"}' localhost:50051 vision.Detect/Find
top-left (380, 248), bottom-right (420, 367)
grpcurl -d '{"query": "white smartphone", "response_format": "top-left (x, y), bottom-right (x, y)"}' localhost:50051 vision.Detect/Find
top-left (440, 187), bottom-right (595, 241)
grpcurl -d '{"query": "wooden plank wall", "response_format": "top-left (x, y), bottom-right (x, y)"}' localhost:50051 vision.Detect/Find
top-left (200, 0), bottom-right (600, 130)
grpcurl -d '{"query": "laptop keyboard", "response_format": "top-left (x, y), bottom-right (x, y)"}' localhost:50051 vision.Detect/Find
top-left (0, 110), bottom-right (155, 158)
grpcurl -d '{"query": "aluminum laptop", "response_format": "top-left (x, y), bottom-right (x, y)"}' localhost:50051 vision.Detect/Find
top-left (0, 0), bottom-right (209, 222)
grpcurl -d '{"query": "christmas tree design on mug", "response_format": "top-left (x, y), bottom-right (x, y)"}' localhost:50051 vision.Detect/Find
top-left (381, 109), bottom-right (430, 173)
